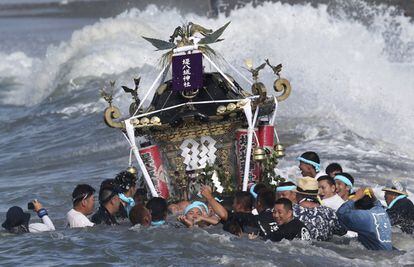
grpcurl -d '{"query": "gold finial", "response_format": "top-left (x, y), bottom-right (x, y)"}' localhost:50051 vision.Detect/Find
top-left (126, 166), bottom-right (138, 176)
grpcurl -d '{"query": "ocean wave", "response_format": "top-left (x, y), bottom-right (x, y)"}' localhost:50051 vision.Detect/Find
top-left (0, 2), bottom-right (413, 155)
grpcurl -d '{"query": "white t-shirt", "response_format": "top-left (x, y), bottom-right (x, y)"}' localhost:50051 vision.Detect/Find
top-left (29, 215), bottom-right (55, 233)
top-left (321, 194), bottom-right (344, 211)
top-left (66, 209), bottom-right (94, 228)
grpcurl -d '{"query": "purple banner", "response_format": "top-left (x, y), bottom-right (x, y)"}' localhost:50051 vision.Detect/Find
top-left (172, 52), bottom-right (203, 92)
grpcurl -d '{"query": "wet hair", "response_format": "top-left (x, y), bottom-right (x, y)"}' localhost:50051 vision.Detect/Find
top-left (253, 183), bottom-right (267, 195)
top-left (300, 151), bottom-right (320, 169)
top-left (257, 189), bottom-right (276, 209)
top-left (133, 188), bottom-right (147, 205)
top-left (355, 195), bottom-right (375, 210)
top-left (336, 172), bottom-right (355, 187)
top-left (317, 175), bottom-right (336, 186)
top-left (146, 197), bottom-right (168, 222)
top-left (129, 204), bottom-right (149, 226)
top-left (226, 219), bottom-right (243, 236)
top-left (99, 179), bottom-right (119, 205)
top-left (234, 191), bottom-right (253, 211)
top-left (275, 198), bottom-right (293, 211)
top-left (114, 171), bottom-right (136, 193)
top-left (72, 184), bottom-right (95, 206)
top-left (325, 163), bottom-right (343, 176)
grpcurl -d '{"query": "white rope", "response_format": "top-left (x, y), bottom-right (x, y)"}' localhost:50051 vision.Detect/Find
top-left (203, 53), bottom-right (238, 93)
top-left (224, 59), bottom-right (253, 86)
top-left (242, 99), bottom-right (256, 191)
top-left (128, 95), bottom-right (260, 120)
top-left (133, 63), bottom-right (170, 116)
top-left (269, 96), bottom-right (280, 143)
top-left (122, 132), bottom-right (134, 166)
top-left (125, 119), bottom-right (159, 197)
top-left (252, 106), bottom-right (260, 144)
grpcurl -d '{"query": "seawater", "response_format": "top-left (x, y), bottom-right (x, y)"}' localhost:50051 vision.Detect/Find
top-left (0, 0), bottom-right (414, 266)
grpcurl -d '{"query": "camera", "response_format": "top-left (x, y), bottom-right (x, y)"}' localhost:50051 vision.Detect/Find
top-left (27, 202), bottom-right (35, 210)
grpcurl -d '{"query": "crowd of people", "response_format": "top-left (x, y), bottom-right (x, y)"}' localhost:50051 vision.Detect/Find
top-left (2, 151), bottom-right (414, 251)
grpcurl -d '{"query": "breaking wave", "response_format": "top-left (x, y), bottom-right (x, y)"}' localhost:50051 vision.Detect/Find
top-left (0, 1), bottom-right (413, 156)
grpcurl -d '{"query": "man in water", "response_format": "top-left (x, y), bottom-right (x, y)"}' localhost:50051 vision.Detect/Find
top-left (334, 172), bottom-right (355, 201)
top-left (293, 177), bottom-right (346, 241)
top-left (268, 198), bottom-right (310, 242)
top-left (249, 183), bottom-right (267, 215)
top-left (66, 184), bottom-right (95, 228)
top-left (129, 204), bottom-right (152, 227)
top-left (256, 189), bottom-right (278, 238)
top-left (1, 200), bottom-right (55, 234)
top-left (114, 171), bottom-right (137, 219)
top-left (208, 190), bottom-right (259, 235)
top-left (275, 181), bottom-right (297, 203)
top-left (297, 151), bottom-right (325, 178)
top-left (146, 197), bottom-right (168, 226)
top-left (178, 201), bottom-right (219, 227)
top-left (382, 179), bottom-right (414, 234)
top-left (91, 179), bottom-right (121, 225)
top-left (337, 188), bottom-right (392, 250)
top-left (317, 175), bottom-right (344, 211)
top-left (2, 200), bottom-right (55, 234)
top-left (325, 162), bottom-right (343, 178)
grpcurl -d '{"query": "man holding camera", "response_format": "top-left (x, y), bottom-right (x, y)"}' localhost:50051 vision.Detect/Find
top-left (2, 200), bottom-right (55, 234)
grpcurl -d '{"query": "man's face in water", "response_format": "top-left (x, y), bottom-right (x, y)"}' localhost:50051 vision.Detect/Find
top-left (185, 207), bottom-right (202, 222)
top-left (273, 204), bottom-right (292, 225)
top-left (384, 191), bottom-right (397, 206)
top-left (335, 180), bottom-right (350, 200)
top-left (84, 194), bottom-right (95, 215)
top-left (318, 180), bottom-right (336, 199)
top-left (299, 162), bottom-right (316, 178)
top-left (276, 191), bottom-right (297, 203)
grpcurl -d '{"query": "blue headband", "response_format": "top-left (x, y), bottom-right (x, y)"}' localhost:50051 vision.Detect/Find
top-left (184, 201), bottom-right (209, 215)
top-left (334, 175), bottom-right (353, 188)
top-left (276, 185), bottom-right (297, 192)
top-left (250, 184), bottom-right (258, 199)
top-left (151, 220), bottom-right (165, 226)
top-left (297, 157), bottom-right (321, 172)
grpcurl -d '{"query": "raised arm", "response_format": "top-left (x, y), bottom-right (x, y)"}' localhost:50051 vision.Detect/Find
top-left (201, 185), bottom-right (228, 221)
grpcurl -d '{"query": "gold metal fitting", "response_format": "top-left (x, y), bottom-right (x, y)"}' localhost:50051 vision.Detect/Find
top-left (236, 99), bottom-right (249, 108)
top-left (126, 166), bottom-right (138, 176)
top-left (150, 116), bottom-right (161, 125)
top-left (130, 118), bottom-right (140, 126)
top-left (226, 103), bottom-right (237, 111)
top-left (217, 105), bottom-right (227, 114)
top-left (140, 117), bottom-right (150, 125)
top-left (274, 144), bottom-right (285, 158)
top-left (253, 147), bottom-right (266, 162)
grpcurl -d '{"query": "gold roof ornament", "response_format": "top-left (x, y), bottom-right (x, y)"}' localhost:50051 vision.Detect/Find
top-left (266, 59), bottom-right (291, 102)
top-left (150, 116), bottom-right (161, 125)
top-left (140, 117), bottom-right (150, 125)
top-left (217, 105), bottom-right (227, 114)
top-left (226, 103), bottom-right (237, 111)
